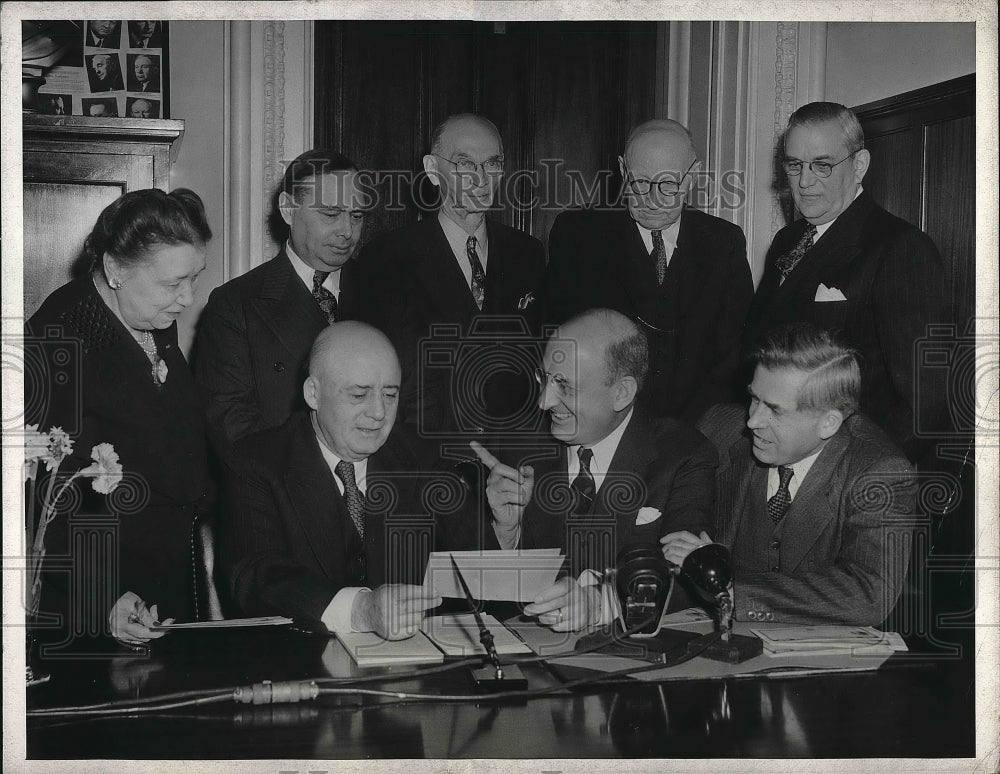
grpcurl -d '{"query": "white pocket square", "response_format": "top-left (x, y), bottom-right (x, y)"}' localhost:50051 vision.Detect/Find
top-left (635, 507), bottom-right (662, 526)
top-left (815, 283), bottom-right (847, 302)
top-left (517, 292), bottom-right (536, 310)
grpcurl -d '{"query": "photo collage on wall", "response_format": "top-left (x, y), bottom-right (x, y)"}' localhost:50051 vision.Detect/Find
top-left (36, 21), bottom-right (169, 118)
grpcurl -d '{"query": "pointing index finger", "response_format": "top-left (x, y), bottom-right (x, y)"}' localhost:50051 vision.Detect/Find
top-left (469, 440), bottom-right (500, 470)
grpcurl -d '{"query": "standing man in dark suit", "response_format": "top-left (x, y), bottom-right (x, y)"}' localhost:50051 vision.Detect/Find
top-left (358, 114), bottom-right (545, 440)
top-left (662, 323), bottom-right (916, 627)
top-left (220, 323), bottom-right (443, 638)
top-left (745, 102), bottom-right (950, 461)
top-left (545, 119), bottom-right (753, 424)
top-left (195, 150), bottom-right (369, 450)
top-left (471, 309), bottom-right (717, 631)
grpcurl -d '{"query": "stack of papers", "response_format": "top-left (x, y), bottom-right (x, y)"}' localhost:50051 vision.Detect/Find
top-left (423, 549), bottom-right (564, 603)
top-left (150, 616), bottom-right (292, 631)
top-left (421, 613), bottom-right (532, 657)
top-left (336, 631), bottom-right (445, 668)
top-left (750, 625), bottom-right (908, 657)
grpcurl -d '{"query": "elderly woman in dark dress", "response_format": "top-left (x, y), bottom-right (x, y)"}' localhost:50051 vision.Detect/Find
top-left (27, 188), bottom-right (213, 647)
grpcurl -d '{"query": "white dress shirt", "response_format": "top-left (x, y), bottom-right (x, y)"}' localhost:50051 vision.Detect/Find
top-left (286, 241), bottom-right (341, 299)
top-left (633, 216), bottom-right (681, 268)
top-left (494, 409), bottom-right (635, 550)
top-left (438, 211), bottom-right (488, 289)
top-left (765, 446), bottom-right (824, 502)
top-left (314, 423), bottom-right (371, 634)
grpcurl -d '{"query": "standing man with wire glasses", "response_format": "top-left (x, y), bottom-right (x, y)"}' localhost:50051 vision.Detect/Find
top-left (745, 102), bottom-right (950, 461)
top-left (358, 114), bottom-right (545, 443)
top-left (545, 119), bottom-right (752, 424)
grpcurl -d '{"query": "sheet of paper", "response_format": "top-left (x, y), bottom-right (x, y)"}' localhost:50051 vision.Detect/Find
top-left (421, 613), bottom-right (532, 657)
top-left (337, 630), bottom-right (445, 667)
top-left (750, 625), bottom-right (907, 654)
top-left (658, 606), bottom-right (714, 628)
top-left (150, 616), bottom-right (292, 630)
top-left (423, 550), bottom-right (564, 602)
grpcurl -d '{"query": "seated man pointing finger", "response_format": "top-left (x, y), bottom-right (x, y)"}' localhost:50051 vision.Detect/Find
top-left (470, 309), bottom-right (718, 630)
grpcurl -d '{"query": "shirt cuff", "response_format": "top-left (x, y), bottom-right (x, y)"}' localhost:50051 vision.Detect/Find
top-left (492, 521), bottom-right (520, 550)
top-left (320, 587), bottom-right (370, 634)
top-left (577, 569), bottom-right (620, 628)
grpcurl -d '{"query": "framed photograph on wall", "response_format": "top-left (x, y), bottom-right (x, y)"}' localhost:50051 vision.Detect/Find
top-left (34, 19), bottom-right (170, 117)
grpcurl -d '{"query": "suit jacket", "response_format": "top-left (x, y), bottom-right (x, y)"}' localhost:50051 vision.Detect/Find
top-left (357, 215), bottom-right (545, 439)
top-left (698, 403), bottom-right (916, 626)
top-left (545, 207), bottom-right (752, 423)
top-left (474, 408), bottom-right (717, 580)
top-left (194, 250), bottom-right (365, 451)
top-left (745, 191), bottom-right (951, 460)
top-left (220, 413), bottom-right (470, 628)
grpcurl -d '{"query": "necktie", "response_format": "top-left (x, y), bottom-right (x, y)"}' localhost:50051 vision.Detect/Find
top-left (766, 466), bottom-right (795, 523)
top-left (775, 224), bottom-right (817, 283)
top-left (466, 235), bottom-right (487, 310)
top-left (312, 270), bottom-right (339, 324)
top-left (570, 447), bottom-right (596, 515)
top-left (335, 460), bottom-right (366, 539)
top-left (650, 229), bottom-right (668, 285)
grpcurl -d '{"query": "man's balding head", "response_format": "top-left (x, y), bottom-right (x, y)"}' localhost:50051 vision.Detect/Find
top-left (619, 119), bottom-right (699, 230)
top-left (539, 308), bottom-right (647, 446)
top-left (304, 322), bottom-right (401, 462)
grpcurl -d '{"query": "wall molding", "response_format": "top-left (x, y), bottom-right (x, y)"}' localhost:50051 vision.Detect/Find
top-left (262, 20), bottom-right (286, 262)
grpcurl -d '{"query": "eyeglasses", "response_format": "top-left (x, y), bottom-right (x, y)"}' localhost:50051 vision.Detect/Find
top-left (623, 159), bottom-right (697, 197)
top-left (432, 154), bottom-right (505, 176)
top-left (782, 150), bottom-right (859, 179)
top-left (534, 368), bottom-right (575, 399)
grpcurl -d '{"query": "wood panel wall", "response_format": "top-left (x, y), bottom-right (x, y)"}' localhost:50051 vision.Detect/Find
top-left (313, 21), bottom-right (657, 249)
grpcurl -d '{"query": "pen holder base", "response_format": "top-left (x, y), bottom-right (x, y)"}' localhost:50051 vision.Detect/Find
top-left (688, 632), bottom-right (762, 663)
top-left (470, 664), bottom-right (527, 693)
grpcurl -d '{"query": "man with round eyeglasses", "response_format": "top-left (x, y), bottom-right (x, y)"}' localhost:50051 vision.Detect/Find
top-left (358, 113), bottom-right (545, 441)
top-left (545, 119), bottom-right (753, 425)
top-left (745, 101), bottom-right (950, 462)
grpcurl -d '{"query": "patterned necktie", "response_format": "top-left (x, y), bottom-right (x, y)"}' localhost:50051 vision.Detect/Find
top-left (650, 229), bottom-right (668, 286)
top-left (766, 465), bottom-right (795, 523)
top-left (570, 447), bottom-right (596, 515)
top-left (335, 460), bottom-right (366, 539)
top-left (312, 270), bottom-right (339, 324)
top-left (775, 224), bottom-right (817, 283)
top-left (466, 235), bottom-right (487, 310)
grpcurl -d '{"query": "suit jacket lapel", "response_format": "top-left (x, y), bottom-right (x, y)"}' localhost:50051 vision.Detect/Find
top-left (595, 413), bottom-right (657, 539)
top-left (412, 217), bottom-right (479, 320)
top-left (718, 438), bottom-right (760, 548)
top-left (522, 445), bottom-right (569, 550)
top-left (613, 213), bottom-right (661, 320)
top-left (250, 251), bottom-right (327, 356)
top-left (779, 429), bottom-right (850, 571)
top-left (283, 423), bottom-right (351, 581)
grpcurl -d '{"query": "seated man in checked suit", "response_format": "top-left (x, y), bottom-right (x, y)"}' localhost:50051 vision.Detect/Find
top-left (219, 322), bottom-right (465, 639)
top-left (662, 322), bottom-right (916, 627)
top-left (470, 308), bottom-right (717, 631)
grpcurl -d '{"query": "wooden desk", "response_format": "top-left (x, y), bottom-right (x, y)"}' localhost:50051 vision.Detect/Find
top-left (26, 625), bottom-right (975, 759)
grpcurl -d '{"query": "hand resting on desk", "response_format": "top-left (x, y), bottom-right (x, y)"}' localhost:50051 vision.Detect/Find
top-left (350, 584), bottom-right (442, 641)
top-left (523, 577), bottom-right (601, 632)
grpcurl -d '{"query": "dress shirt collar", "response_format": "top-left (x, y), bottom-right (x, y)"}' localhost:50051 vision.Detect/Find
top-left (566, 407), bottom-right (634, 492)
top-left (813, 186), bottom-right (863, 242)
top-left (313, 416), bottom-right (368, 495)
top-left (438, 210), bottom-right (488, 274)
top-left (286, 241), bottom-right (341, 296)
top-left (765, 446), bottom-right (824, 501)
top-left (633, 214), bottom-right (682, 261)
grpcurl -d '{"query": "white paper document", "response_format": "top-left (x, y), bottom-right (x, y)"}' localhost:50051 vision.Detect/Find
top-left (337, 631), bottom-right (445, 667)
top-left (423, 549), bottom-right (564, 602)
top-left (750, 625), bottom-right (908, 656)
top-left (150, 616), bottom-right (293, 631)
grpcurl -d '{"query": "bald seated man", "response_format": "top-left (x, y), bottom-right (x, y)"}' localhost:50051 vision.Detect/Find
top-left (470, 309), bottom-right (717, 632)
top-left (358, 113), bottom-right (545, 439)
top-left (220, 322), bottom-right (463, 639)
top-left (545, 119), bottom-right (752, 425)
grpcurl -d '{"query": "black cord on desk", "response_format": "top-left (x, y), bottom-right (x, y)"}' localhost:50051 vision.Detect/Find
top-left (26, 628), bottom-right (720, 719)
